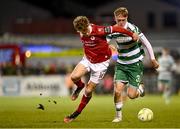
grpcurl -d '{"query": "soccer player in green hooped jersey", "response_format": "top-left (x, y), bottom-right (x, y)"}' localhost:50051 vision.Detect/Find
top-left (157, 48), bottom-right (176, 104)
top-left (106, 7), bottom-right (159, 122)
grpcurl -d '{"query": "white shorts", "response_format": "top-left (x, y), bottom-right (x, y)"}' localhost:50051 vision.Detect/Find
top-left (79, 57), bottom-right (110, 84)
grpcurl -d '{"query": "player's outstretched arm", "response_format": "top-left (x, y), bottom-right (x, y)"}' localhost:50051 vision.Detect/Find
top-left (94, 25), bottom-right (138, 40)
top-left (111, 26), bottom-right (139, 41)
top-left (140, 34), bottom-right (159, 69)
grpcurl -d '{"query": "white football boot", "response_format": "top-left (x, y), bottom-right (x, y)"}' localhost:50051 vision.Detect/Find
top-left (112, 111), bottom-right (122, 122)
top-left (138, 83), bottom-right (145, 97)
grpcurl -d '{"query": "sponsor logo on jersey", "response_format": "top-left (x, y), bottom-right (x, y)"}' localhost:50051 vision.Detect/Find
top-left (90, 36), bottom-right (95, 40)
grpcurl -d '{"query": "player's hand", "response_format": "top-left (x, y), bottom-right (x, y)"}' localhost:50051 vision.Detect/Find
top-left (132, 33), bottom-right (139, 41)
top-left (151, 59), bottom-right (159, 69)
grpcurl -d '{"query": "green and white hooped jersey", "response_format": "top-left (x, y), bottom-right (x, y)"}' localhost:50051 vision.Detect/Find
top-left (107, 22), bottom-right (145, 64)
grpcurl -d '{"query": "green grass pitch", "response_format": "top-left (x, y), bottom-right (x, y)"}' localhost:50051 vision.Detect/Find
top-left (0, 94), bottom-right (180, 128)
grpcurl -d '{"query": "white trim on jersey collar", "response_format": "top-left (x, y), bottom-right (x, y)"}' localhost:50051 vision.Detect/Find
top-left (88, 24), bottom-right (92, 33)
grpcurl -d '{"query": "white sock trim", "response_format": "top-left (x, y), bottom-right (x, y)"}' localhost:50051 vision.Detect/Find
top-left (115, 102), bottom-right (123, 109)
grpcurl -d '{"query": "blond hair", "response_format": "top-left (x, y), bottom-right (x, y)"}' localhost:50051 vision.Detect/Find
top-left (114, 7), bottom-right (128, 17)
top-left (73, 16), bottom-right (89, 31)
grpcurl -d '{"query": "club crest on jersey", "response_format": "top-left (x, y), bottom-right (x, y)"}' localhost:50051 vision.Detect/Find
top-left (90, 36), bottom-right (95, 40)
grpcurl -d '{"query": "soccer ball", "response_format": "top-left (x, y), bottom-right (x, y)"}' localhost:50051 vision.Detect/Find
top-left (138, 108), bottom-right (153, 122)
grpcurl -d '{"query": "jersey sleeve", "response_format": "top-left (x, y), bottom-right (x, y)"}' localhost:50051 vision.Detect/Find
top-left (140, 34), bottom-right (155, 60)
top-left (111, 26), bottom-right (134, 37)
top-left (93, 25), bottom-right (133, 37)
top-left (94, 26), bottom-right (112, 35)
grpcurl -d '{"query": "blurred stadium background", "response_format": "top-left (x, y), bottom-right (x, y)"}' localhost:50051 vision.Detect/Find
top-left (0, 0), bottom-right (180, 96)
top-left (0, 0), bottom-right (180, 128)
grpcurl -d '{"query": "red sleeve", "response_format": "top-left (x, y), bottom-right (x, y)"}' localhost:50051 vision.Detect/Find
top-left (91, 25), bottom-right (133, 37)
top-left (91, 25), bottom-right (112, 36)
top-left (112, 26), bottom-right (133, 37)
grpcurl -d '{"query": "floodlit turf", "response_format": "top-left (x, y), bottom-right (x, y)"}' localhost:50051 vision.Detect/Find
top-left (0, 94), bottom-right (180, 128)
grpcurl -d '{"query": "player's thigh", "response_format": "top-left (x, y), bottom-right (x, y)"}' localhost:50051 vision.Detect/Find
top-left (158, 80), bottom-right (167, 91)
top-left (164, 80), bottom-right (172, 90)
top-left (90, 68), bottom-right (107, 84)
top-left (128, 61), bottom-right (143, 88)
top-left (89, 60), bottom-right (110, 84)
top-left (114, 63), bottom-right (128, 83)
top-left (71, 63), bottom-right (88, 80)
top-left (158, 81), bottom-right (163, 89)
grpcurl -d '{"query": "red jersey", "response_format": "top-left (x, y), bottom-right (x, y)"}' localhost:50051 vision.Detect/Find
top-left (79, 24), bottom-right (111, 63)
top-left (79, 24), bottom-right (134, 63)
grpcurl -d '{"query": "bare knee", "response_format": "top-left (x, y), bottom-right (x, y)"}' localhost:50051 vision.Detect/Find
top-left (71, 74), bottom-right (80, 82)
top-left (127, 88), bottom-right (138, 99)
top-left (114, 86), bottom-right (122, 94)
top-left (85, 87), bottom-right (93, 96)
top-left (113, 84), bottom-right (125, 101)
top-left (114, 89), bottom-right (121, 100)
top-left (127, 93), bottom-right (137, 99)
top-left (114, 83), bottom-right (125, 94)
top-left (85, 82), bottom-right (96, 97)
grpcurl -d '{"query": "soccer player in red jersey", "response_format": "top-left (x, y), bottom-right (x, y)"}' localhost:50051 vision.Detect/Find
top-left (63, 16), bottom-right (139, 123)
